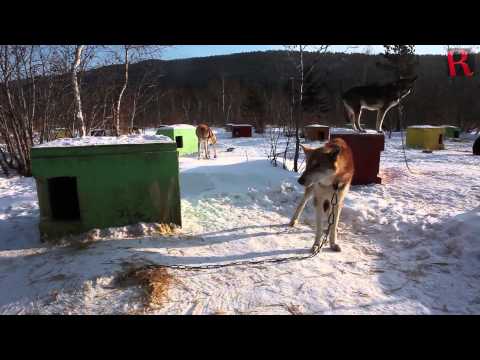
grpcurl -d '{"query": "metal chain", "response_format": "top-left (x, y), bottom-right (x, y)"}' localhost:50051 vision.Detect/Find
top-left (142, 190), bottom-right (339, 272)
top-left (398, 104), bottom-right (414, 174)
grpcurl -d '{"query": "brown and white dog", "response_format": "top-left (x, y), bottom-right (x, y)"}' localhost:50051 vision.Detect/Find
top-left (289, 138), bottom-right (354, 253)
top-left (196, 124), bottom-right (217, 159)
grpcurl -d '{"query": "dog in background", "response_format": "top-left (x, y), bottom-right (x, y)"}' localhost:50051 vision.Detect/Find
top-left (196, 124), bottom-right (217, 159)
top-left (342, 76), bottom-right (417, 133)
top-left (289, 138), bottom-right (354, 253)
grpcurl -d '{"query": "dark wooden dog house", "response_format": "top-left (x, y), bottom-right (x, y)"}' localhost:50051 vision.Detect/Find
top-left (331, 132), bottom-right (385, 186)
top-left (232, 124), bottom-right (253, 138)
top-left (90, 129), bottom-right (114, 137)
top-left (90, 129), bottom-right (107, 137)
top-left (304, 125), bottom-right (330, 141)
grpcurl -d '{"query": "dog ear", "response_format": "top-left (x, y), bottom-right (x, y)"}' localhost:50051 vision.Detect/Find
top-left (325, 144), bottom-right (341, 160)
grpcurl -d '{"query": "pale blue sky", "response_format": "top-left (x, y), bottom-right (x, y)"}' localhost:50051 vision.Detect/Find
top-left (161, 45), bottom-right (453, 60)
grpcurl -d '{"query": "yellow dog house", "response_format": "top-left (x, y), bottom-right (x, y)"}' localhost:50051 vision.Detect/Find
top-left (406, 126), bottom-right (445, 150)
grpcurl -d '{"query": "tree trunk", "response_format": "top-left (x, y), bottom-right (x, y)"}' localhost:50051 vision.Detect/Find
top-left (130, 96), bottom-right (137, 130)
top-left (72, 45), bottom-right (86, 137)
top-left (293, 46), bottom-right (305, 173)
top-left (221, 74), bottom-right (225, 125)
top-left (115, 47), bottom-right (129, 136)
top-left (0, 148), bottom-right (9, 177)
top-left (226, 103), bottom-right (232, 124)
top-left (394, 67), bottom-right (402, 132)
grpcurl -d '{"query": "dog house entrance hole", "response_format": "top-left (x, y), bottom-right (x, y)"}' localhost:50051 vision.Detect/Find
top-left (439, 134), bottom-right (444, 145)
top-left (175, 136), bottom-right (183, 148)
top-left (319, 132), bottom-right (325, 141)
top-left (48, 177), bottom-right (80, 221)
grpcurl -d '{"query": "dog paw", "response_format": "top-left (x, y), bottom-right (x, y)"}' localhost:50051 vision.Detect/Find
top-left (311, 243), bottom-right (320, 254)
top-left (289, 219), bottom-right (297, 227)
top-left (330, 244), bottom-right (342, 252)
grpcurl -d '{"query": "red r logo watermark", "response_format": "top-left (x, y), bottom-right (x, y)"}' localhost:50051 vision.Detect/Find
top-left (447, 49), bottom-right (475, 77)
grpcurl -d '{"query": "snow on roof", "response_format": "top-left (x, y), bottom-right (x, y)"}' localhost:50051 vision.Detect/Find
top-left (408, 125), bottom-right (444, 129)
top-left (161, 124), bottom-right (196, 130)
top-left (305, 124), bottom-right (328, 128)
top-left (34, 135), bottom-right (174, 148)
top-left (232, 124), bottom-right (253, 127)
top-left (330, 128), bottom-right (380, 135)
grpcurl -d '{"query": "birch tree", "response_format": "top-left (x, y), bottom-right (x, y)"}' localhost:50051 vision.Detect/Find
top-left (0, 46), bottom-right (70, 176)
top-left (284, 45), bottom-right (329, 172)
top-left (126, 68), bottom-right (163, 131)
top-left (109, 45), bottom-right (170, 136)
top-left (52, 45), bottom-right (98, 137)
top-left (71, 45), bottom-right (86, 136)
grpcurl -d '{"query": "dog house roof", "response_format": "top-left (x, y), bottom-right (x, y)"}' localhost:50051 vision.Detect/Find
top-left (408, 125), bottom-right (444, 129)
top-left (331, 128), bottom-right (381, 135)
top-left (34, 134), bottom-right (174, 149)
top-left (161, 124), bottom-right (196, 130)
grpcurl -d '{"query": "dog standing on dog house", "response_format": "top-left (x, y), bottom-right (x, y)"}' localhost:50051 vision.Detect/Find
top-left (290, 138), bottom-right (354, 253)
top-left (342, 76), bottom-right (417, 133)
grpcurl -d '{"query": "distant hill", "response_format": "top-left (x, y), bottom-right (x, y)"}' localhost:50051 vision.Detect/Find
top-left (80, 50), bottom-right (480, 130)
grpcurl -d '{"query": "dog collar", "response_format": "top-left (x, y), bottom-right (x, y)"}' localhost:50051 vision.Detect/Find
top-left (333, 183), bottom-right (345, 191)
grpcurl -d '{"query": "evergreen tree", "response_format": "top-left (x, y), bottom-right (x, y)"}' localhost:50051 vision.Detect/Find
top-left (378, 45), bottom-right (418, 80)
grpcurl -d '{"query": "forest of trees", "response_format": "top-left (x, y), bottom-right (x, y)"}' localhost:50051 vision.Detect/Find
top-left (1, 46), bottom-right (479, 176)
top-left (97, 50), bottom-right (480, 131)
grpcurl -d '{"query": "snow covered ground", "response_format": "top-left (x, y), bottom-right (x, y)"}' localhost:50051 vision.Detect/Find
top-left (0, 128), bottom-right (479, 314)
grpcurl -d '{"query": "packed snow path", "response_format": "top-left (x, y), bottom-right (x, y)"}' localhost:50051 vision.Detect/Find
top-left (0, 129), bottom-right (479, 314)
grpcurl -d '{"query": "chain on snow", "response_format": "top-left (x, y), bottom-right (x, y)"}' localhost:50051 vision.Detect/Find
top-left (398, 104), bottom-right (415, 174)
top-left (141, 189), bottom-right (339, 272)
